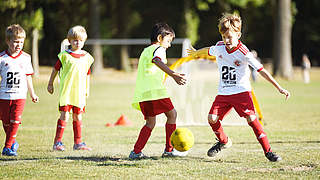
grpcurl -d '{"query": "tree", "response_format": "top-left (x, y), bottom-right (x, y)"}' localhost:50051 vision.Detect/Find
top-left (30, 8), bottom-right (44, 77)
top-left (272, 0), bottom-right (293, 79)
top-left (89, 0), bottom-right (103, 74)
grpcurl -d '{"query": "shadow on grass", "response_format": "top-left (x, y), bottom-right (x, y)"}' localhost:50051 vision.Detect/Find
top-left (197, 140), bottom-right (320, 145)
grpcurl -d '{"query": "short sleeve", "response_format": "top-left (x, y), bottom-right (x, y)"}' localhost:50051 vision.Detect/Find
top-left (153, 46), bottom-right (166, 63)
top-left (25, 56), bottom-right (34, 75)
top-left (54, 59), bottom-right (62, 70)
top-left (208, 46), bottom-right (215, 56)
top-left (246, 52), bottom-right (263, 72)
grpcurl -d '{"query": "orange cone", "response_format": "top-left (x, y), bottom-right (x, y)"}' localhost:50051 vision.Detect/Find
top-left (114, 115), bottom-right (132, 126)
top-left (105, 123), bottom-right (114, 127)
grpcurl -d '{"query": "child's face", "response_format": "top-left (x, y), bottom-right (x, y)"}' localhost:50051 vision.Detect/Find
top-left (221, 30), bottom-right (241, 50)
top-left (159, 34), bottom-right (174, 49)
top-left (69, 39), bottom-right (85, 51)
top-left (6, 37), bottom-right (24, 55)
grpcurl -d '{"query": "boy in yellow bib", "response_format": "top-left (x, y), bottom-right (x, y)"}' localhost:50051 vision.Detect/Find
top-left (47, 25), bottom-right (93, 151)
top-left (129, 23), bottom-right (186, 159)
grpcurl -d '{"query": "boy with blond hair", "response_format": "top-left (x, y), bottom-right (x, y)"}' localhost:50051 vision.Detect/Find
top-left (47, 25), bottom-right (94, 151)
top-left (189, 13), bottom-right (290, 162)
top-left (0, 24), bottom-right (39, 156)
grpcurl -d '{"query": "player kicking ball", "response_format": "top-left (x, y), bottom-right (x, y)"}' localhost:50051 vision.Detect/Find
top-left (188, 13), bottom-right (290, 162)
top-left (129, 23), bottom-right (186, 160)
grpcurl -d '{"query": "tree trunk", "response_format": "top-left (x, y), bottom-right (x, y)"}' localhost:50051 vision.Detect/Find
top-left (89, 0), bottom-right (103, 74)
top-left (273, 0), bottom-right (293, 79)
top-left (32, 29), bottom-right (39, 77)
top-left (115, 0), bottom-right (131, 72)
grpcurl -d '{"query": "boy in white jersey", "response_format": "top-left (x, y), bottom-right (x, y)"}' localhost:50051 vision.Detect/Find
top-left (0, 24), bottom-right (39, 156)
top-left (189, 13), bottom-right (290, 162)
top-left (47, 25), bottom-right (94, 151)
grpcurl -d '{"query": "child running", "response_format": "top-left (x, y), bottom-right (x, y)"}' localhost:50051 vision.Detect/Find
top-left (129, 22), bottom-right (186, 160)
top-left (188, 13), bottom-right (290, 162)
top-left (0, 24), bottom-right (39, 156)
top-left (47, 25), bottom-right (94, 151)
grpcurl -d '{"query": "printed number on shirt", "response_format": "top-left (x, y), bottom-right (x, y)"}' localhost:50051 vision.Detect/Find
top-left (221, 66), bottom-right (236, 84)
top-left (6, 72), bottom-right (20, 89)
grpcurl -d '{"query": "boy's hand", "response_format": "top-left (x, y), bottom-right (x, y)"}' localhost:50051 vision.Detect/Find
top-left (47, 84), bottom-right (54, 94)
top-left (31, 94), bottom-right (39, 103)
top-left (172, 73), bottom-right (186, 85)
top-left (279, 88), bottom-right (290, 100)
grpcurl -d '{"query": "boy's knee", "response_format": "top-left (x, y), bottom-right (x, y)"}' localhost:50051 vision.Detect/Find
top-left (208, 114), bottom-right (219, 124)
top-left (165, 109), bottom-right (177, 120)
top-left (246, 115), bottom-right (257, 123)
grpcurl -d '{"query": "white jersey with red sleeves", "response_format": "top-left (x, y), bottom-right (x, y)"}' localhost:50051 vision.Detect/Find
top-left (208, 41), bottom-right (263, 95)
top-left (0, 50), bottom-right (34, 100)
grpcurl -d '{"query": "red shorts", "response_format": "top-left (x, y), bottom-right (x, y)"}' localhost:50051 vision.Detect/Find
top-left (59, 105), bottom-right (85, 114)
top-left (0, 99), bottom-right (26, 124)
top-left (139, 98), bottom-right (174, 119)
top-left (209, 91), bottom-right (255, 120)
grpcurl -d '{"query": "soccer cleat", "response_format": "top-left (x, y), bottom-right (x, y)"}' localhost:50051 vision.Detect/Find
top-left (73, 142), bottom-right (92, 151)
top-left (11, 141), bottom-right (19, 152)
top-left (162, 149), bottom-right (188, 157)
top-left (129, 150), bottom-right (146, 160)
top-left (207, 138), bottom-right (232, 157)
top-left (2, 147), bottom-right (17, 156)
top-left (53, 141), bottom-right (65, 151)
top-left (265, 151), bottom-right (282, 162)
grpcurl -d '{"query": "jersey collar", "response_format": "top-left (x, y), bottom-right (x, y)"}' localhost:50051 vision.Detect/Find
top-left (5, 50), bottom-right (23, 59)
top-left (225, 40), bottom-right (242, 54)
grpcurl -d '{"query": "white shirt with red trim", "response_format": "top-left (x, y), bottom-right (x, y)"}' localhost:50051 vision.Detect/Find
top-left (0, 50), bottom-right (34, 100)
top-left (208, 41), bottom-right (263, 95)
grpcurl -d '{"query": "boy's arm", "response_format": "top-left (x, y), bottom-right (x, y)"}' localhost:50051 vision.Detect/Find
top-left (47, 68), bottom-right (58, 94)
top-left (26, 75), bottom-right (39, 103)
top-left (259, 68), bottom-right (290, 99)
top-left (153, 58), bottom-right (186, 85)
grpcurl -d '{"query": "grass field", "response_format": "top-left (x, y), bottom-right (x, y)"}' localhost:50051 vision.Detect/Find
top-left (0, 67), bottom-right (319, 179)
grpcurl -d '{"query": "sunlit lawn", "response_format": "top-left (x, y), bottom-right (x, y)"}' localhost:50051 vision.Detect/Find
top-left (0, 67), bottom-right (319, 179)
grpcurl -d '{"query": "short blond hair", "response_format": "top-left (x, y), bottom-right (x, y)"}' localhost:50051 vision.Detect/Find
top-left (67, 25), bottom-right (87, 41)
top-left (5, 24), bottom-right (26, 41)
top-left (218, 13), bottom-right (242, 34)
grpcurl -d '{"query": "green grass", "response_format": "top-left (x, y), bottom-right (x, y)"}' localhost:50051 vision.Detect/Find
top-left (0, 67), bottom-right (319, 179)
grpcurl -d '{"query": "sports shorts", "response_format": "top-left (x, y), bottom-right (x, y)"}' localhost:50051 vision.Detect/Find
top-left (209, 91), bottom-right (255, 120)
top-left (59, 105), bottom-right (85, 114)
top-left (139, 98), bottom-right (174, 119)
top-left (0, 99), bottom-right (26, 124)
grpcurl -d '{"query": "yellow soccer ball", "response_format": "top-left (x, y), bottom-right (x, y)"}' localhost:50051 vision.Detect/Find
top-left (170, 128), bottom-right (194, 152)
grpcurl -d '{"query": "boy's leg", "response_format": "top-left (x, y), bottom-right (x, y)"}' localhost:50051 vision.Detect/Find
top-left (0, 100), bottom-right (10, 135)
top-left (72, 113), bottom-right (82, 145)
top-left (208, 118), bottom-right (228, 144)
top-left (71, 107), bottom-right (91, 150)
top-left (247, 116), bottom-right (270, 153)
top-left (133, 117), bottom-right (155, 154)
top-left (5, 99), bottom-right (25, 149)
top-left (208, 96), bottom-right (231, 144)
top-left (164, 109), bottom-right (177, 152)
top-left (54, 111), bottom-right (68, 144)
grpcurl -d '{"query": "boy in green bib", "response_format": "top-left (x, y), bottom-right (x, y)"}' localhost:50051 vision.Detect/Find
top-left (129, 23), bottom-right (186, 160)
top-left (47, 25), bottom-right (93, 151)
